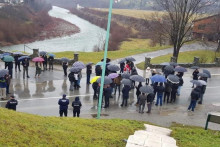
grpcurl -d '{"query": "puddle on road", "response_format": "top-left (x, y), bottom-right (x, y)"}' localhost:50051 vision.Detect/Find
top-left (159, 110), bottom-right (177, 116)
top-left (91, 114), bottom-right (109, 118)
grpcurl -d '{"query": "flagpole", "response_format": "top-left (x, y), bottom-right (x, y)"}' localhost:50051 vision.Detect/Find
top-left (97, 0), bottom-right (113, 119)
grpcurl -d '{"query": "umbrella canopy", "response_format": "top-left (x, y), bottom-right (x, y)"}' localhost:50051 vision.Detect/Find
top-left (73, 61), bottom-right (85, 69)
top-left (2, 53), bottom-right (11, 56)
top-left (167, 75), bottom-right (179, 84)
top-left (164, 65), bottom-right (174, 72)
top-left (169, 62), bottom-right (178, 66)
top-left (101, 58), bottom-right (111, 63)
top-left (121, 79), bottom-right (132, 86)
top-left (198, 73), bottom-right (209, 78)
top-left (96, 62), bottom-right (104, 66)
top-left (13, 52), bottom-right (22, 55)
top-left (190, 66), bottom-right (200, 69)
top-left (190, 80), bottom-right (202, 86)
top-left (60, 57), bottom-right (70, 62)
top-left (97, 76), bottom-right (112, 85)
top-left (90, 76), bottom-right (100, 84)
top-left (0, 69), bottom-right (9, 77)
top-left (203, 69), bottom-right (211, 78)
top-left (18, 56), bottom-right (30, 62)
top-left (107, 64), bottom-right (120, 71)
top-left (121, 73), bottom-right (131, 79)
top-left (130, 75), bottom-right (145, 82)
top-left (69, 67), bottom-right (80, 73)
top-left (39, 51), bottom-right (47, 56)
top-left (160, 62), bottom-right (170, 66)
top-left (150, 74), bottom-right (166, 83)
top-left (118, 58), bottom-right (126, 64)
top-left (32, 57), bottom-right (44, 62)
top-left (48, 53), bottom-right (55, 57)
top-left (126, 57), bottom-right (136, 62)
top-left (198, 80), bottom-right (207, 86)
top-left (108, 73), bottom-right (118, 79)
top-left (174, 66), bottom-right (187, 72)
top-left (3, 55), bottom-right (14, 62)
top-left (139, 85), bottom-right (154, 94)
top-left (86, 62), bottom-right (93, 66)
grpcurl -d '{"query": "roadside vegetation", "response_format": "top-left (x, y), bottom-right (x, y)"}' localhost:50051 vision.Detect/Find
top-left (136, 50), bottom-right (220, 70)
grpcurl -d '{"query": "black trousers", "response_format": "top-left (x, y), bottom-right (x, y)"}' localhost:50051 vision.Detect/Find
top-left (73, 110), bottom-right (80, 117)
top-left (171, 91), bottom-right (177, 102)
top-left (164, 92), bottom-right (170, 102)
top-left (121, 97), bottom-right (128, 106)
top-left (60, 109), bottom-right (67, 117)
top-left (114, 84), bottom-right (121, 95)
top-left (15, 62), bottom-right (20, 71)
top-left (105, 96), bottom-right (109, 107)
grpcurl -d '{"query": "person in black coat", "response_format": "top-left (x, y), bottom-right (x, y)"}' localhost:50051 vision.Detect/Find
top-left (121, 85), bottom-right (131, 107)
top-left (14, 55), bottom-right (21, 72)
top-left (164, 81), bottom-right (172, 103)
top-left (72, 97), bottom-right (82, 117)
top-left (177, 73), bottom-right (184, 96)
top-left (188, 87), bottom-right (200, 112)
top-left (48, 56), bottom-right (54, 71)
top-left (22, 58), bottom-right (30, 79)
top-left (104, 85), bottom-right (111, 108)
top-left (7, 62), bottom-right (13, 78)
top-left (43, 55), bottom-right (48, 71)
top-left (92, 82), bottom-right (98, 99)
top-left (95, 65), bottom-right (102, 76)
top-left (192, 69), bottom-right (199, 88)
top-left (146, 93), bottom-right (155, 113)
top-left (120, 62), bottom-right (125, 73)
top-left (62, 62), bottom-right (68, 76)
top-left (170, 83), bottom-right (179, 103)
top-left (155, 82), bottom-right (165, 106)
top-left (58, 94), bottom-right (69, 117)
top-left (68, 72), bottom-right (75, 91)
top-left (5, 95), bottom-right (18, 111)
top-left (86, 64), bottom-right (92, 84)
top-left (135, 82), bottom-right (142, 105)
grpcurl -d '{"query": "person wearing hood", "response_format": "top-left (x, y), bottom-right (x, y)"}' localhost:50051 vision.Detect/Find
top-left (58, 94), bottom-right (69, 117)
top-left (72, 97), bottom-right (82, 117)
top-left (48, 56), bottom-right (54, 71)
top-left (5, 95), bottom-right (18, 111)
top-left (155, 82), bottom-right (165, 106)
top-left (192, 69), bottom-right (199, 88)
top-left (188, 86), bottom-right (201, 112)
top-left (121, 85), bottom-right (131, 107)
top-left (145, 67), bottom-right (151, 85)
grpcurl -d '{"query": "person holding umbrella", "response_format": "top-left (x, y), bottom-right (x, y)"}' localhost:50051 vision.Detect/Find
top-left (120, 62), bottom-right (125, 73)
top-left (7, 62), bottom-right (13, 78)
top-left (103, 85), bottom-right (111, 108)
top-left (14, 54), bottom-right (21, 72)
top-left (188, 87), bottom-right (201, 112)
top-left (48, 55), bottom-right (54, 71)
top-left (86, 63), bottom-right (92, 84)
top-left (121, 85), bottom-right (131, 107)
top-left (124, 61), bottom-right (131, 74)
top-left (164, 81), bottom-right (172, 103)
top-left (5, 95), bottom-right (18, 111)
top-left (5, 73), bottom-right (11, 94)
top-left (42, 55), bottom-right (48, 71)
top-left (68, 71), bottom-right (75, 91)
top-left (198, 77), bottom-right (207, 104)
top-left (192, 69), bottom-right (199, 88)
top-left (22, 58), bottom-right (30, 79)
top-left (135, 82), bottom-right (142, 105)
top-left (62, 61), bottom-right (68, 76)
top-left (138, 93), bottom-right (147, 113)
top-left (155, 83), bottom-right (165, 106)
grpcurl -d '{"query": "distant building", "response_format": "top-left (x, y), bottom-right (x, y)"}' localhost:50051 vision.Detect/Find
top-left (192, 14), bottom-right (220, 41)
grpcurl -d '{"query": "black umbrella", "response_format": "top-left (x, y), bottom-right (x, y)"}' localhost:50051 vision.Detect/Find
top-left (190, 66), bottom-right (200, 69)
top-left (121, 73), bottom-right (131, 79)
top-left (69, 67), bottom-right (80, 73)
top-left (121, 79), bottom-right (132, 86)
top-left (118, 58), bottom-right (126, 64)
top-left (174, 66), bottom-right (187, 72)
top-left (167, 75), bottom-right (179, 84)
top-left (190, 80), bottom-right (202, 86)
top-left (126, 57), bottom-right (136, 62)
top-left (101, 58), bottom-right (111, 63)
top-left (0, 69), bottom-right (9, 77)
top-left (130, 75), bottom-right (145, 82)
top-left (107, 64), bottom-right (120, 71)
top-left (97, 76), bottom-right (112, 85)
top-left (164, 65), bottom-right (174, 74)
top-left (198, 73), bottom-right (209, 78)
top-left (39, 51), bottom-right (47, 56)
top-left (139, 85), bottom-right (154, 94)
top-left (60, 57), bottom-right (70, 62)
top-left (203, 69), bottom-right (211, 78)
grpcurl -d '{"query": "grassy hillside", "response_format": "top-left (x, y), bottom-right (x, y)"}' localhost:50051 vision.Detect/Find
top-left (0, 108), bottom-right (144, 146)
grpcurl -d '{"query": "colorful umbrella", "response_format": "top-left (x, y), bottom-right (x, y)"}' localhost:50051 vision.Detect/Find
top-left (108, 73), bottom-right (118, 79)
top-left (3, 55), bottom-right (14, 62)
top-left (90, 76), bottom-right (100, 84)
top-left (32, 57), bottom-right (44, 62)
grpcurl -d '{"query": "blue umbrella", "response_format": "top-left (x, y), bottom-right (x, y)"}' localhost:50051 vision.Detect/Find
top-left (48, 53), bottom-right (55, 57)
top-left (3, 53), bottom-right (11, 56)
top-left (18, 56), bottom-right (30, 62)
top-left (151, 74), bottom-right (166, 83)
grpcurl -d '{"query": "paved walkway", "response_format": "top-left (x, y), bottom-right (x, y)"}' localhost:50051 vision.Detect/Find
top-left (126, 124), bottom-right (177, 147)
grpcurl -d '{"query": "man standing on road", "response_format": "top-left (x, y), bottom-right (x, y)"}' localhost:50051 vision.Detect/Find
top-left (72, 97), bottom-right (82, 117)
top-left (22, 58), bottom-right (30, 79)
top-left (58, 94), bottom-right (69, 117)
top-left (86, 64), bottom-right (92, 84)
top-left (5, 95), bottom-right (18, 111)
top-left (14, 55), bottom-right (21, 72)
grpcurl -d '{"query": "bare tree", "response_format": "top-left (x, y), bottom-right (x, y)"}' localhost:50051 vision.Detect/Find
top-left (155, 0), bottom-right (215, 60)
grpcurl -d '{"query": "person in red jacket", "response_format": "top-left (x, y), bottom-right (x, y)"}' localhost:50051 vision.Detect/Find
top-left (124, 61), bottom-right (131, 73)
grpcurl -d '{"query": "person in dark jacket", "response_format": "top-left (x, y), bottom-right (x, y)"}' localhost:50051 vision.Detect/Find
top-left (5, 95), bottom-right (18, 111)
top-left (138, 93), bottom-right (147, 113)
top-left (72, 97), bottom-right (82, 117)
top-left (192, 69), bottom-right (199, 88)
top-left (188, 87), bottom-right (200, 112)
top-left (198, 77), bottom-right (206, 104)
top-left (7, 62), bottom-right (13, 78)
top-left (22, 58), bottom-right (30, 79)
top-left (58, 94), bottom-right (69, 117)
top-left (35, 62), bottom-right (41, 78)
top-left (164, 81), bottom-right (172, 103)
top-left (146, 93), bottom-right (155, 113)
top-left (5, 73), bottom-right (11, 94)
top-left (135, 82), bottom-right (142, 105)
top-left (43, 55), bottom-right (47, 71)
top-left (153, 82), bottom-right (158, 95)
top-left (62, 62), bottom-right (68, 76)
top-left (120, 62), bottom-right (125, 73)
top-left (121, 85), bottom-right (131, 107)
top-left (177, 73), bottom-right (184, 96)
top-left (68, 72), bottom-right (75, 91)
top-left (170, 83), bottom-right (178, 103)
top-left (86, 64), bottom-right (92, 84)
top-left (155, 82), bottom-right (165, 106)
top-left (48, 56), bottom-right (54, 71)
top-left (104, 85), bottom-right (111, 108)
top-left (92, 82), bottom-right (99, 99)
top-left (95, 65), bottom-right (102, 76)
top-left (14, 55), bottom-right (21, 72)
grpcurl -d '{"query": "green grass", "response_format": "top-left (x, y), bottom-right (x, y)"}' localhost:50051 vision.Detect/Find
top-left (136, 50), bottom-right (220, 70)
top-left (53, 38), bottom-right (171, 64)
top-left (1, 108), bottom-right (220, 147)
top-left (0, 108), bottom-right (144, 146)
top-left (171, 123), bottom-right (220, 147)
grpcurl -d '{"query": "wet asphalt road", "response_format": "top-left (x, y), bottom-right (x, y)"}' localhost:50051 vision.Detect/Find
top-left (0, 61), bottom-right (220, 130)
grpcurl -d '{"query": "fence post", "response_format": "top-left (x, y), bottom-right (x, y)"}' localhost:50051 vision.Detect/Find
top-left (74, 53), bottom-right (79, 62)
top-left (215, 57), bottom-right (220, 67)
top-left (193, 57), bottom-right (200, 66)
top-left (170, 56), bottom-right (177, 63)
